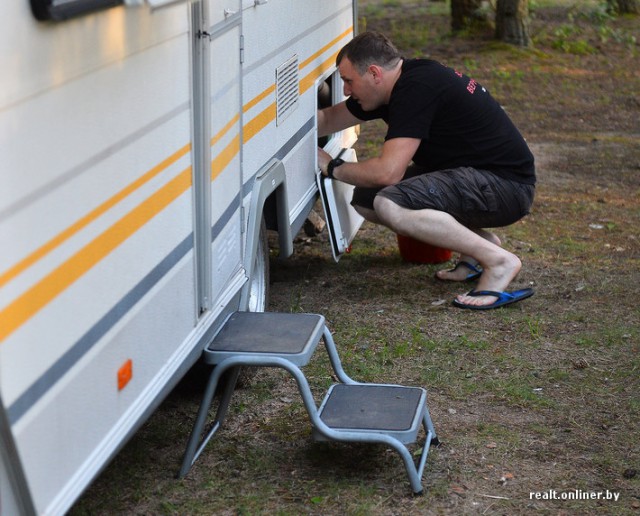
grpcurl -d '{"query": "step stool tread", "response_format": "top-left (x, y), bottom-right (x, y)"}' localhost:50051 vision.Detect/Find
top-left (205, 312), bottom-right (324, 365)
top-left (319, 384), bottom-right (425, 434)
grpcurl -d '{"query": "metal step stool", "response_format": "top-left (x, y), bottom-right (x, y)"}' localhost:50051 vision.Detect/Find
top-left (178, 311), bottom-right (438, 494)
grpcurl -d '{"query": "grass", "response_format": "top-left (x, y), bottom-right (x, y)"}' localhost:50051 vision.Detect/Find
top-left (71, 1), bottom-right (640, 514)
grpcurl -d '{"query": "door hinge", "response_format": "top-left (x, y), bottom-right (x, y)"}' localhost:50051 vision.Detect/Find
top-left (241, 206), bottom-right (246, 234)
top-left (240, 34), bottom-right (245, 64)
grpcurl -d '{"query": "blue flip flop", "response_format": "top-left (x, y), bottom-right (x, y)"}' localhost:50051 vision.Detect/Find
top-left (437, 261), bottom-right (483, 282)
top-left (452, 288), bottom-right (534, 310)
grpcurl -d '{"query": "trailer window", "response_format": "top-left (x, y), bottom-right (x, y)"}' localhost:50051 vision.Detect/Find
top-left (30, 0), bottom-right (187, 21)
top-left (31, 0), bottom-right (122, 21)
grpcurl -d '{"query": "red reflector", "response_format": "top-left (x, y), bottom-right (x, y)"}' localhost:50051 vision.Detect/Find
top-left (117, 359), bottom-right (133, 391)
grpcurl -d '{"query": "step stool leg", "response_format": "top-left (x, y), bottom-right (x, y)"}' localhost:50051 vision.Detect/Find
top-left (321, 326), bottom-right (356, 385)
top-left (388, 414), bottom-right (438, 495)
top-left (178, 361), bottom-right (238, 478)
top-left (423, 405), bottom-right (439, 446)
top-left (414, 414), bottom-right (436, 486)
top-left (407, 405), bottom-right (439, 491)
top-left (210, 366), bottom-right (241, 432)
top-left (382, 437), bottom-right (425, 494)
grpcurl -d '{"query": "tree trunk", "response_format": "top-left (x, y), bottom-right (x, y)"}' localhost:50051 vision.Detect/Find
top-left (495, 0), bottom-right (531, 47)
top-left (451, 0), bottom-right (483, 32)
top-left (607, 0), bottom-right (640, 14)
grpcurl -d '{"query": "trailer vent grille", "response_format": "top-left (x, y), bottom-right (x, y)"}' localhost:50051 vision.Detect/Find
top-left (276, 55), bottom-right (299, 126)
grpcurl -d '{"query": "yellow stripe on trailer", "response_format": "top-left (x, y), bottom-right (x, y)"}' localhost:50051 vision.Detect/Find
top-left (0, 29), bottom-right (354, 344)
top-left (0, 168), bottom-right (192, 344)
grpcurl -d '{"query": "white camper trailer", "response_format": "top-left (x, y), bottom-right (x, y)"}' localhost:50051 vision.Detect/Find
top-left (0, 0), bottom-right (362, 513)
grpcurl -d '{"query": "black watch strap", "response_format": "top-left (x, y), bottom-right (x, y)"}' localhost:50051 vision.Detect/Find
top-left (327, 158), bottom-right (345, 179)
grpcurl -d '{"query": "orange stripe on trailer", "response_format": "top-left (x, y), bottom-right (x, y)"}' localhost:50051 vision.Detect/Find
top-left (299, 53), bottom-right (339, 95)
top-left (240, 27), bottom-right (352, 144)
top-left (0, 168), bottom-right (192, 344)
top-left (244, 103), bottom-right (277, 143)
top-left (211, 114), bottom-right (240, 147)
top-left (0, 31), bottom-right (354, 343)
top-left (298, 26), bottom-right (352, 70)
top-left (0, 144), bottom-right (191, 290)
top-left (211, 134), bottom-right (240, 180)
top-left (243, 85), bottom-right (276, 114)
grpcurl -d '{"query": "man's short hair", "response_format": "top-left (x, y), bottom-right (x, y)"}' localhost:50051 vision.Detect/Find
top-left (336, 31), bottom-right (402, 75)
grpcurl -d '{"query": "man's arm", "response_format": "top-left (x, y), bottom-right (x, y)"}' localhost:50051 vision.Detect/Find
top-left (319, 137), bottom-right (421, 187)
top-left (318, 101), bottom-right (362, 137)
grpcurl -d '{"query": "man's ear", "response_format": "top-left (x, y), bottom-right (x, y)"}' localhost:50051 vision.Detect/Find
top-left (368, 64), bottom-right (384, 83)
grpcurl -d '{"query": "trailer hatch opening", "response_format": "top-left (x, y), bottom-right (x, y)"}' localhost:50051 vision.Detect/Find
top-left (315, 70), bottom-right (363, 262)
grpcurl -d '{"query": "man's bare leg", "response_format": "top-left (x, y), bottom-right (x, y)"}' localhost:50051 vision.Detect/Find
top-left (356, 204), bottom-right (500, 278)
top-left (373, 196), bottom-right (522, 307)
top-left (353, 204), bottom-right (381, 224)
top-left (435, 229), bottom-right (501, 282)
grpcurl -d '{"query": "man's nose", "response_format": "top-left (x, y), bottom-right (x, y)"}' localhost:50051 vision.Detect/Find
top-left (343, 83), bottom-right (351, 96)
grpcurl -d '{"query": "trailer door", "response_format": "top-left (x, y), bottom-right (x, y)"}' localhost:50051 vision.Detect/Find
top-left (210, 21), bottom-right (244, 308)
top-left (192, 2), bottom-right (244, 313)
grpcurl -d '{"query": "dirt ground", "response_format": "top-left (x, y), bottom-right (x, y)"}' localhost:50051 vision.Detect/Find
top-left (72, 1), bottom-right (639, 514)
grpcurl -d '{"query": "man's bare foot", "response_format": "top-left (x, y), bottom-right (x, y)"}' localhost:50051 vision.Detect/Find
top-left (435, 260), bottom-right (482, 282)
top-left (454, 253), bottom-right (522, 308)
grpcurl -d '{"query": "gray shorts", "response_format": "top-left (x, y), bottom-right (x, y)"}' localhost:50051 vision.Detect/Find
top-left (352, 165), bottom-right (535, 228)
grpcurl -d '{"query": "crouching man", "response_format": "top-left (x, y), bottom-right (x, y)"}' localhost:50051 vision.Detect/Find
top-left (318, 31), bottom-right (536, 310)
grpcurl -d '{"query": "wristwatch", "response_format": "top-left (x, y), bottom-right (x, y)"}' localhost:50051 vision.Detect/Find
top-left (327, 158), bottom-right (344, 179)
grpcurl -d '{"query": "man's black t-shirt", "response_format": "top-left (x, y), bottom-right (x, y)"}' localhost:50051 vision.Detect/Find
top-left (346, 59), bottom-right (535, 185)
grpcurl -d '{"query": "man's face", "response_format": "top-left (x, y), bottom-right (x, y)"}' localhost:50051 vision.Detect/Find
top-left (338, 57), bottom-right (380, 111)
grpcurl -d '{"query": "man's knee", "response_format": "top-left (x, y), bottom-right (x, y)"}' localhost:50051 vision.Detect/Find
top-left (373, 195), bottom-right (403, 229)
top-left (353, 204), bottom-right (381, 224)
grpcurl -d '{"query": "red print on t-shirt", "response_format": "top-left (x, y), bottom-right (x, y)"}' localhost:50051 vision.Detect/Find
top-left (467, 79), bottom-right (477, 94)
top-left (454, 70), bottom-right (477, 94)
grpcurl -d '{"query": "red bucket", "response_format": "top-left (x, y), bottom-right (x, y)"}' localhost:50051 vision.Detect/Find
top-left (397, 234), bottom-right (452, 264)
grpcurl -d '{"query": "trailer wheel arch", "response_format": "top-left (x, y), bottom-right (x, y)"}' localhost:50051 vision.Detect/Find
top-left (246, 218), bottom-right (269, 312)
top-left (240, 159), bottom-right (291, 310)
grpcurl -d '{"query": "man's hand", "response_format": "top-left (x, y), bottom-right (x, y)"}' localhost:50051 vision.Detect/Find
top-left (317, 147), bottom-right (332, 177)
